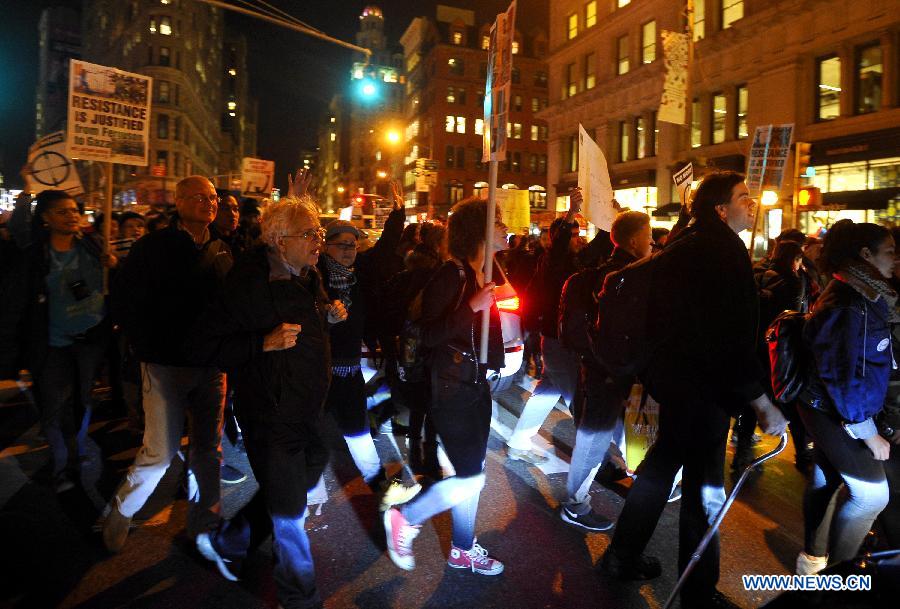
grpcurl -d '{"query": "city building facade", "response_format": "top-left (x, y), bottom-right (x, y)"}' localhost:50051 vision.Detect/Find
top-left (400, 1), bottom-right (550, 220)
top-left (79, 0), bottom-right (257, 207)
top-left (36, 6), bottom-right (82, 139)
top-left (541, 0), bottom-right (899, 240)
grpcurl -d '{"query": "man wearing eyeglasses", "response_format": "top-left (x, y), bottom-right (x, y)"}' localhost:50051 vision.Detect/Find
top-left (104, 175), bottom-right (233, 553)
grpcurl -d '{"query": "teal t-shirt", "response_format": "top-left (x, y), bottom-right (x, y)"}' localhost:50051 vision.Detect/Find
top-left (46, 243), bottom-right (105, 347)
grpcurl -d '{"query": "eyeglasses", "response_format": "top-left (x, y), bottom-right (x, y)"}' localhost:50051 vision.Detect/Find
top-left (326, 241), bottom-right (358, 251)
top-left (185, 193), bottom-right (221, 205)
top-left (284, 228), bottom-right (326, 242)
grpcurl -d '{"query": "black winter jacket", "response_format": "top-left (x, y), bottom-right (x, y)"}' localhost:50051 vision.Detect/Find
top-left (643, 217), bottom-right (764, 411)
top-left (318, 257), bottom-right (366, 365)
top-left (189, 246), bottom-right (332, 423)
top-left (422, 259), bottom-right (504, 380)
top-left (114, 222), bottom-right (232, 366)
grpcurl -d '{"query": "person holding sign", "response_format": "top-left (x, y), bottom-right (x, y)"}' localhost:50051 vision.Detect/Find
top-left (383, 198), bottom-right (506, 576)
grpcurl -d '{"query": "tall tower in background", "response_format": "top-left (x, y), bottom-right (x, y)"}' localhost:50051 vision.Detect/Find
top-left (35, 6), bottom-right (81, 139)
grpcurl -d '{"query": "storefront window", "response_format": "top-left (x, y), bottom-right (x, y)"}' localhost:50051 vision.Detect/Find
top-left (811, 158), bottom-right (900, 192)
top-left (613, 187), bottom-right (657, 211)
top-left (855, 43), bottom-right (882, 115)
top-left (816, 55), bottom-right (841, 121)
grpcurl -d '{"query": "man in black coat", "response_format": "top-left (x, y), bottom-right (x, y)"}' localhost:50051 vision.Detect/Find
top-left (190, 195), bottom-right (346, 609)
top-left (103, 176), bottom-right (232, 553)
top-left (600, 172), bottom-right (788, 609)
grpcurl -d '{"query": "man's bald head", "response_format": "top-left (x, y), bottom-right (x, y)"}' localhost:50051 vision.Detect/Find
top-left (176, 175), bottom-right (215, 200)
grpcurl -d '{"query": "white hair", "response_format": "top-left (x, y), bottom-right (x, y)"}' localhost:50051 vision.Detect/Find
top-left (260, 195), bottom-right (320, 247)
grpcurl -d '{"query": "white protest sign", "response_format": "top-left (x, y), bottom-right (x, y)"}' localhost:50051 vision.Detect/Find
top-left (577, 124), bottom-right (616, 231)
top-left (26, 131), bottom-right (84, 196)
top-left (339, 205), bottom-right (353, 221)
top-left (746, 124), bottom-right (794, 196)
top-left (482, 1), bottom-right (516, 162)
top-left (241, 157), bottom-right (275, 198)
top-left (672, 162), bottom-right (693, 206)
top-left (66, 60), bottom-right (151, 165)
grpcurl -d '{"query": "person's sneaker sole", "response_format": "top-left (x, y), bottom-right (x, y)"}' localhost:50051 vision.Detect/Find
top-left (221, 465), bottom-right (248, 485)
top-left (383, 509), bottom-right (415, 571)
top-left (196, 532), bottom-right (239, 581)
top-left (560, 507), bottom-right (614, 532)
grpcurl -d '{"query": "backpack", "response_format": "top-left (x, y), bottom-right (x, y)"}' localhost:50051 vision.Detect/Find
top-left (592, 233), bottom-right (696, 377)
top-left (765, 310), bottom-right (809, 404)
top-left (558, 267), bottom-right (603, 356)
top-left (397, 261), bottom-right (466, 383)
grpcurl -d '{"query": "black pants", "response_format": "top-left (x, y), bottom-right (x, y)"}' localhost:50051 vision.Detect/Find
top-left (608, 393), bottom-right (731, 603)
top-left (399, 379), bottom-right (437, 445)
top-left (214, 413), bottom-right (329, 609)
top-left (325, 370), bottom-right (367, 437)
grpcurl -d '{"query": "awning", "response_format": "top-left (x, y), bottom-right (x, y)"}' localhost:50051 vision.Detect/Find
top-left (819, 187), bottom-right (900, 210)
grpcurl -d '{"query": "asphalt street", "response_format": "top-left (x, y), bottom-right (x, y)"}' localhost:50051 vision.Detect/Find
top-left (0, 376), bottom-right (808, 609)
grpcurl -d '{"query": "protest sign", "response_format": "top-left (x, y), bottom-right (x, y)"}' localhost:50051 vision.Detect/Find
top-left (26, 131), bottom-right (84, 196)
top-left (577, 125), bottom-right (616, 231)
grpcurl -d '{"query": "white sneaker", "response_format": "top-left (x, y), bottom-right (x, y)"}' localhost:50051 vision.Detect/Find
top-left (795, 551), bottom-right (828, 575)
top-left (383, 507), bottom-right (420, 571)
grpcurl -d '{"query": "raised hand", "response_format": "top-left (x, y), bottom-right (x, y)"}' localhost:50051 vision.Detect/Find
top-left (389, 180), bottom-right (404, 211)
top-left (287, 168), bottom-right (314, 198)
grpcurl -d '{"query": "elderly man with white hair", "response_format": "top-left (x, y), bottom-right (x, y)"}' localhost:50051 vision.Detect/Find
top-left (104, 175), bottom-right (233, 553)
top-left (188, 194), bottom-right (346, 609)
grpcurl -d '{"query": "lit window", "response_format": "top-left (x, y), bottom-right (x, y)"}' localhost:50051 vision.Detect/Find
top-left (160, 0), bottom-right (171, 4)
top-left (855, 43), bottom-right (882, 115)
top-left (636, 117), bottom-right (646, 159)
top-left (330, 116), bottom-right (336, 123)
top-left (618, 0), bottom-right (631, 7)
top-left (228, 68), bottom-right (236, 76)
top-left (567, 14), bottom-right (578, 40)
top-left (641, 21), bottom-right (656, 64)
top-left (619, 121), bottom-right (630, 162)
top-left (514, 95), bottom-right (522, 111)
top-left (330, 132), bottom-right (336, 142)
top-left (160, 16), bottom-right (172, 35)
top-left (456, 116), bottom-right (466, 134)
top-left (158, 80), bottom-right (170, 103)
top-left (585, 1), bottom-right (597, 28)
top-left (512, 40), bottom-right (519, 54)
top-left (447, 86), bottom-right (456, 104)
top-left (446, 115), bottom-right (455, 133)
top-left (566, 62), bottom-right (577, 98)
top-left (617, 35), bottom-right (630, 75)
top-left (453, 31), bottom-right (463, 45)
top-left (691, 98), bottom-right (701, 148)
top-left (712, 92), bottom-right (726, 143)
top-left (816, 55), bottom-right (841, 121)
top-left (531, 125), bottom-right (539, 141)
top-left (448, 58), bottom-right (464, 75)
top-left (532, 97), bottom-right (540, 112)
top-left (482, 35), bottom-right (490, 50)
top-left (585, 53), bottom-right (596, 89)
top-left (227, 99), bottom-right (237, 111)
top-left (475, 119), bottom-right (484, 135)
top-left (693, 1), bottom-right (705, 41)
top-left (736, 86), bottom-right (748, 139)
top-left (149, 17), bottom-right (157, 33)
top-left (722, 0), bottom-right (744, 30)
top-left (513, 123), bottom-right (522, 139)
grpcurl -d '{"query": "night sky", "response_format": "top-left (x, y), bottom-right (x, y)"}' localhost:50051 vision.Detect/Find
top-left (1, 0), bottom-right (527, 194)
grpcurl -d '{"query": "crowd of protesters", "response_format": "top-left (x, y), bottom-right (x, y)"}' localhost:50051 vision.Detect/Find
top-left (1, 167), bottom-right (899, 609)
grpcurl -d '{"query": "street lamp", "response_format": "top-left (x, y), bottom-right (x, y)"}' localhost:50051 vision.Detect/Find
top-left (386, 130), bottom-right (401, 144)
top-left (337, 185), bottom-right (345, 194)
top-left (761, 190), bottom-right (779, 206)
top-left (376, 170), bottom-right (388, 179)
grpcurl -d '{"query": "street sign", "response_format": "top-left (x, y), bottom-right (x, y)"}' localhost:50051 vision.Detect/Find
top-left (241, 157), bottom-right (275, 198)
top-left (66, 60), bottom-right (152, 166)
top-left (26, 131), bottom-right (84, 196)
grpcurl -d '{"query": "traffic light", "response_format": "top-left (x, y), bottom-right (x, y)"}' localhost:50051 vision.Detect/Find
top-left (795, 142), bottom-right (813, 179)
top-left (797, 186), bottom-right (821, 208)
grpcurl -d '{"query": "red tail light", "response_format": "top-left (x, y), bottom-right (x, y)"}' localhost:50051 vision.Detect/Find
top-left (496, 296), bottom-right (520, 311)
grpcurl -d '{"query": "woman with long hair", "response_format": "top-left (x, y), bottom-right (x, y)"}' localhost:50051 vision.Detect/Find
top-left (796, 221), bottom-right (895, 574)
top-left (383, 197), bottom-right (508, 575)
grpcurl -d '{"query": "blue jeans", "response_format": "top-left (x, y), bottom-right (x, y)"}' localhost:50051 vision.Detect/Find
top-left (798, 405), bottom-right (889, 563)
top-left (213, 413), bottom-right (329, 609)
top-left (608, 393), bottom-right (731, 603)
top-left (34, 340), bottom-right (106, 476)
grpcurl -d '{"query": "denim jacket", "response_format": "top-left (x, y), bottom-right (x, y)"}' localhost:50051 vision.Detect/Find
top-left (803, 277), bottom-right (894, 439)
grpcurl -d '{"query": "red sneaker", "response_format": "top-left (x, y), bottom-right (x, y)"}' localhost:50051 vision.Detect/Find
top-left (447, 540), bottom-right (504, 575)
top-left (383, 507), bottom-right (420, 571)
